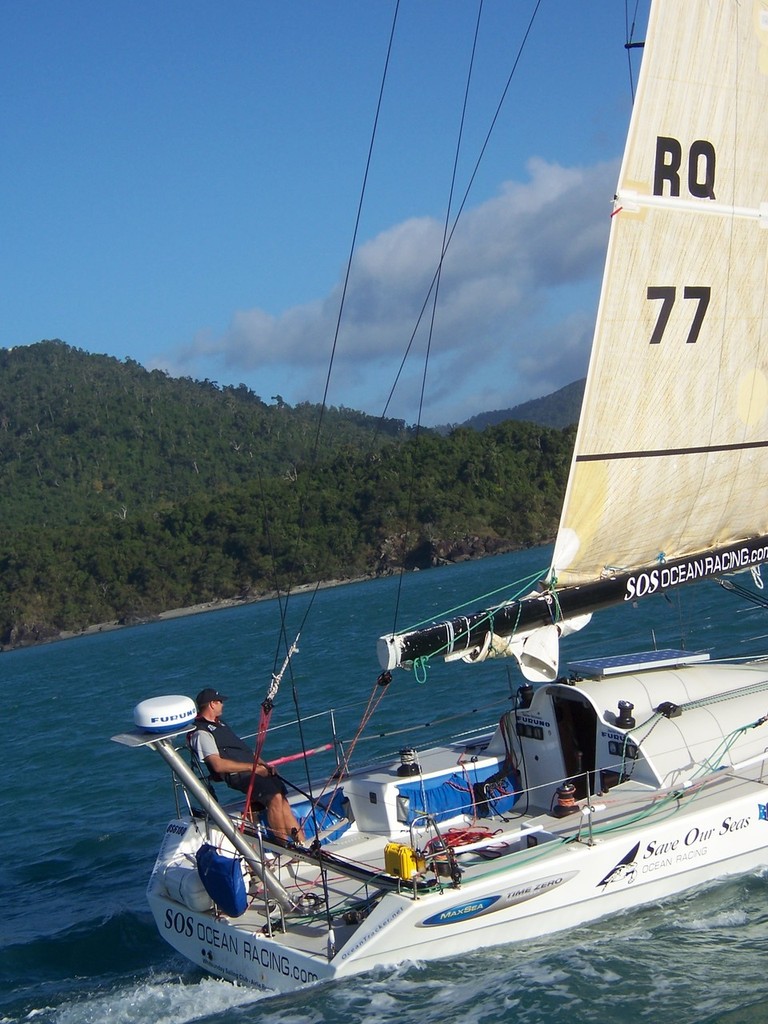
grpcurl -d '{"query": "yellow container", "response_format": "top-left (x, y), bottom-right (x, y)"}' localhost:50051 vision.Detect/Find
top-left (384, 842), bottom-right (425, 878)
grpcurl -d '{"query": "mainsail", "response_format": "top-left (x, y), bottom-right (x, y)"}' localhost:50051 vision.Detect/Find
top-left (379, 0), bottom-right (768, 677)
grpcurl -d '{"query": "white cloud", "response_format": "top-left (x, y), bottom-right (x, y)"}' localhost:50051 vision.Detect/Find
top-left (166, 156), bottom-right (618, 424)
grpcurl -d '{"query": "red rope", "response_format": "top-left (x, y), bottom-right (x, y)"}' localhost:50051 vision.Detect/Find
top-left (425, 827), bottom-right (495, 852)
top-left (238, 703), bottom-right (273, 829)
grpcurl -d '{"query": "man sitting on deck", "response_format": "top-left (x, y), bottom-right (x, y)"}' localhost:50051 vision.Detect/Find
top-left (190, 688), bottom-right (306, 846)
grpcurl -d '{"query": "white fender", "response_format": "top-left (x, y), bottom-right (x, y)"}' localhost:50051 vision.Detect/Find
top-left (163, 857), bottom-right (215, 912)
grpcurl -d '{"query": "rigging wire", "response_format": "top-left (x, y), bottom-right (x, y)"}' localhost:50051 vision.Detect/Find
top-left (279, 0), bottom-right (403, 818)
top-left (624, 0), bottom-right (645, 101)
top-left (251, 0), bottom-right (562, 792)
top-left (717, 576), bottom-right (768, 611)
top-left (242, 2), bottom-right (404, 856)
top-left (389, 0), bottom-right (485, 633)
top-left (385, 0), bottom-right (545, 635)
top-left (310, 0), bottom-right (401, 465)
top-left (379, 0), bottom-right (545, 429)
top-left (272, 0), bottom-right (403, 665)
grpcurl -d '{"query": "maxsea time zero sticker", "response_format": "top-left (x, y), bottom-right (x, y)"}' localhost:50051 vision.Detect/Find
top-left (418, 872), bottom-right (577, 927)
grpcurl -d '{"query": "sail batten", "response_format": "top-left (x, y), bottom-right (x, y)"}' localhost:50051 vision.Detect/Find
top-left (577, 438), bottom-right (768, 462)
top-left (616, 190), bottom-right (768, 223)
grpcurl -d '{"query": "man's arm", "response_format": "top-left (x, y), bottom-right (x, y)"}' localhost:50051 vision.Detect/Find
top-left (190, 728), bottom-right (275, 776)
top-left (205, 753), bottom-right (275, 776)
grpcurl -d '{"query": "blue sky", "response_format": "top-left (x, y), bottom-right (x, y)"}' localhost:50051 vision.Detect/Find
top-left (0, 1), bottom-right (647, 426)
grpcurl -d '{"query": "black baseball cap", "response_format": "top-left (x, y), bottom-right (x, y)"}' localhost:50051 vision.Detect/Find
top-left (196, 688), bottom-right (228, 710)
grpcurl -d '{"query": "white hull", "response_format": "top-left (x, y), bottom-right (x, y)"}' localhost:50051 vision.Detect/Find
top-left (124, 657), bottom-right (768, 994)
top-left (149, 810), bottom-right (768, 993)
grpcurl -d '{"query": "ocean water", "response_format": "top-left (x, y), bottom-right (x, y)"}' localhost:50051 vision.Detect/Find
top-left (4, 547), bottom-right (768, 1024)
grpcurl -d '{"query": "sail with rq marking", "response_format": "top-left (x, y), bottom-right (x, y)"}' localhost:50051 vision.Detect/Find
top-left (553, 0), bottom-right (768, 590)
top-left (378, 0), bottom-right (768, 677)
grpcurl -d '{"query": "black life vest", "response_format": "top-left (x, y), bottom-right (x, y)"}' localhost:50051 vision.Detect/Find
top-left (191, 716), bottom-right (253, 780)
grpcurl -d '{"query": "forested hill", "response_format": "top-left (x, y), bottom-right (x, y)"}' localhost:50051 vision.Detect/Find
top-left (0, 340), bottom-right (574, 647)
top-left (0, 339), bottom-right (409, 531)
top-left (459, 379), bottom-right (585, 432)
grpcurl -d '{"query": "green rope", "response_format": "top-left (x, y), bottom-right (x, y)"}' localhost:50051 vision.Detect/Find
top-left (396, 566), bottom-right (550, 681)
top-left (548, 587), bottom-right (564, 625)
top-left (396, 567), bottom-right (547, 636)
top-left (411, 598), bottom-right (520, 671)
top-left (413, 657), bottom-right (429, 685)
top-left (687, 717), bottom-right (768, 780)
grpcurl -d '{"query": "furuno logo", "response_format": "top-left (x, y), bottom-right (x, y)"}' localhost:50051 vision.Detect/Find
top-left (420, 896), bottom-right (501, 927)
top-left (151, 710), bottom-right (195, 724)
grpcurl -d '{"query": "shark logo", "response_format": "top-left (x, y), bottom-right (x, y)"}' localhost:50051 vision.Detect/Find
top-left (598, 842), bottom-right (640, 889)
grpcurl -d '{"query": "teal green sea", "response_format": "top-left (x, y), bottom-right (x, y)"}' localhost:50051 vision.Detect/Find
top-left (3, 548), bottom-right (768, 1024)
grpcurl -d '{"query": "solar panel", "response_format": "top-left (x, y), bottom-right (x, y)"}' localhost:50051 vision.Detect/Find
top-left (569, 649), bottom-right (710, 678)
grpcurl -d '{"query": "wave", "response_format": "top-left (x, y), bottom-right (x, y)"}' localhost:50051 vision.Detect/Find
top-left (3, 877), bottom-right (768, 1024)
top-left (1, 971), bottom-right (269, 1024)
top-left (1, 909), bottom-right (163, 984)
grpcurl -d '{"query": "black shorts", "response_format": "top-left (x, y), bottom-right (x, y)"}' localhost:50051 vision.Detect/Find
top-left (226, 771), bottom-right (286, 808)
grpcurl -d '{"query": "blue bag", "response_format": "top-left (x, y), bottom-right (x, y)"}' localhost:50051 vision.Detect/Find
top-left (195, 843), bottom-right (248, 917)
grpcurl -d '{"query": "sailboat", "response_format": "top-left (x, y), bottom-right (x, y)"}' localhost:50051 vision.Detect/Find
top-left (114, 1), bottom-right (768, 994)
